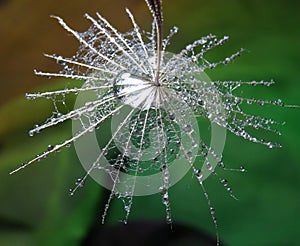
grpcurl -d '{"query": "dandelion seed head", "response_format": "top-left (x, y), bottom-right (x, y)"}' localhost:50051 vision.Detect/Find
top-left (10, 1), bottom-right (300, 245)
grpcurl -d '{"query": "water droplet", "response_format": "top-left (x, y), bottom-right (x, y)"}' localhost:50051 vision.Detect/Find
top-left (257, 100), bottom-right (264, 106)
top-left (274, 99), bottom-right (282, 105)
top-left (191, 56), bottom-right (197, 62)
top-left (186, 151), bottom-right (193, 161)
top-left (160, 164), bottom-right (167, 171)
top-left (75, 178), bottom-right (84, 187)
top-left (206, 163), bottom-right (213, 171)
top-left (69, 189), bottom-right (74, 196)
top-left (47, 145), bottom-right (54, 151)
top-left (113, 72), bottom-right (157, 109)
top-left (195, 169), bottom-right (203, 179)
top-left (124, 205), bottom-right (130, 212)
top-left (221, 179), bottom-right (228, 186)
top-left (168, 113), bottom-right (175, 120)
top-left (267, 142), bottom-right (275, 149)
top-left (224, 57), bottom-right (230, 64)
top-left (57, 56), bottom-right (66, 66)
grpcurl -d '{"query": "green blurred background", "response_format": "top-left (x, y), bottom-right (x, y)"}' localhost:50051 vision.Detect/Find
top-left (0, 0), bottom-right (299, 245)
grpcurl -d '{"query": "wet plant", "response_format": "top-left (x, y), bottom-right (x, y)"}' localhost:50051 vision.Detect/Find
top-left (10, 0), bottom-right (299, 245)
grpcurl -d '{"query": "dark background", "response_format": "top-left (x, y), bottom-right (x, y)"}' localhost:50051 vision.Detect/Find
top-left (0, 0), bottom-right (299, 245)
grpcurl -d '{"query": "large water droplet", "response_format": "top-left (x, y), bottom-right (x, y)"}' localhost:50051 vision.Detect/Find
top-left (113, 72), bottom-right (160, 109)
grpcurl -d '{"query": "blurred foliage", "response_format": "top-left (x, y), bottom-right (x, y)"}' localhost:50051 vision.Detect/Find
top-left (0, 0), bottom-right (299, 246)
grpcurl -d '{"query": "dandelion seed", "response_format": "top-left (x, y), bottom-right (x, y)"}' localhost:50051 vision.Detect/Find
top-left (10, 0), bottom-right (299, 245)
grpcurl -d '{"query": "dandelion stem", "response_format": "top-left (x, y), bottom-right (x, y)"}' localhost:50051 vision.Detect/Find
top-left (144, 0), bottom-right (163, 85)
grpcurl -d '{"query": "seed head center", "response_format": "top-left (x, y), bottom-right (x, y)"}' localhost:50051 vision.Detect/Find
top-left (113, 72), bottom-right (163, 109)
